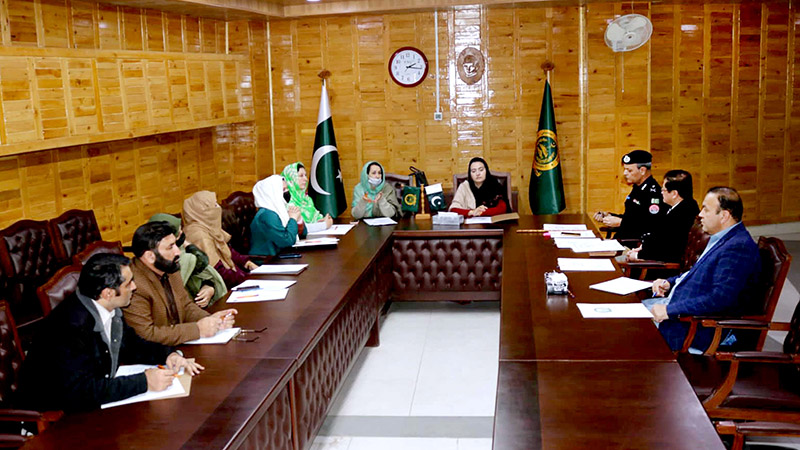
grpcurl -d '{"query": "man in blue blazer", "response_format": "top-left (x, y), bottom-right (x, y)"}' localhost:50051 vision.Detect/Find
top-left (649, 186), bottom-right (760, 352)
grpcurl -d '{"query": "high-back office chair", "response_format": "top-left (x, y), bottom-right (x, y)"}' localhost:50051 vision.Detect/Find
top-left (71, 240), bottom-right (123, 266)
top-left (678, 236), bottom-right (791, 354)
top-left (452, 171), bottom-right (514, 211)
top-left (36, 264), bottom-right (81, 317)
top-left (678, 298), bottom-right (800, 432)
top-left (220, 191), bottom-right (256, 255)
top-left (0, 300), bottom-right (62, 440)
top-left (622, 217), bottom-right (710, 280)
top-left (0, 220), bottom-right (60, 332)
top-left (49, 209), bottom-right (102, 264)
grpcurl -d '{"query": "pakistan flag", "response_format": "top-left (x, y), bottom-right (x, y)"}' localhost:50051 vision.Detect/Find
top-left (309, 81), bottom-right (347, 217)
top-left (528, 80), bottom-right (566, 214)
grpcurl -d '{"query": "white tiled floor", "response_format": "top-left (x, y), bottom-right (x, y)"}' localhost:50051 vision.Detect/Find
top-left (316, 302), bottom-right (499, 449)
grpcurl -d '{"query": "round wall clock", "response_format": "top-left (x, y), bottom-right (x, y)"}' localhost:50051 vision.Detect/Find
top-left (388, 46), bottom-right (429, 87)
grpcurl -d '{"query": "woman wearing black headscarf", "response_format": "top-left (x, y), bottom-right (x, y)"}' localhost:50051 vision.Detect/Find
top-left (449, 157), bottom-right (511, 217)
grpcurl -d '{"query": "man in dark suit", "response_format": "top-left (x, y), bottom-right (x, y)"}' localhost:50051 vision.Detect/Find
top-left (648, 186), bottom-right (761, 352)
top-left (594, 150), bottom-right (666, 241)
top-left (626, 169), bottom-right (700, 263)
top-left (16, 253), bottom-right (203, 412)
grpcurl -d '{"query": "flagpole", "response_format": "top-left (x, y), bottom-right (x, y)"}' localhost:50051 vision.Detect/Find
top-left (541, 60), bottom-right (554, 83)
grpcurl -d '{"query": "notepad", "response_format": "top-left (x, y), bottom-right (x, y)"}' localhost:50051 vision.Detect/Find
top-left (249, 264), bottom-right (307, 275)
top-left (577, 303), bottom-right (654, 319)
top-left (293, 237), bottom-right (339, 248)
top-left (307, 224), bottom-right (356, 236)
top-left (568, 239), bottom-right (626, 253)
top-left (184, 327), bottom-right (241, 345)
top-left (557, 258), bottom-right (615, 272)
top-left (543, 223), bottom-right (588, 231)
top-left (554, 238), bottom-right (602, 249)
top-left (227, 288), bottom-right (289, 303)
top-left (363, 217), bottom-right (398, 226)
top-left (548, 230), bottom-right (596, 238)
top-left (102, 365), bottom-right (187, 409)
top-left (589, 277), bottom-right (654, 295)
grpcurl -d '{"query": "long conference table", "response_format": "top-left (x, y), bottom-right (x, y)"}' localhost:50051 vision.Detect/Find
top-left (22, 215), bottom-right (724, 449)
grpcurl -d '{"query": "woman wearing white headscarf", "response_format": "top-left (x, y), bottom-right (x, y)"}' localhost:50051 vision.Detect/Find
top-left (249, 175), bottom-right (307, 256)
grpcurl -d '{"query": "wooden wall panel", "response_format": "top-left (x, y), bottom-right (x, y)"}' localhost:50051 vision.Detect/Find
top-left (0, 0), bottom-right (267, 241)
top-left (269, 1), bottom-right (799, 223)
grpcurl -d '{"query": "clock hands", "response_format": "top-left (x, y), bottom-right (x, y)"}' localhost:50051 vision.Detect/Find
top-left (405, 63), bottom-right (422, 70)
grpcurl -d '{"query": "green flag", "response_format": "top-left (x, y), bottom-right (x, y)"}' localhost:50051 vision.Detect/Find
top-left (529, 80), bottom-right (566, 214)
top-left (309, 81), bottom-right (347, 217)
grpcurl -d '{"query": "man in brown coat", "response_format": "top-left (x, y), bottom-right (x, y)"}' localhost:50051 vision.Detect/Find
top-left (124, 221), bottom-right (237, 346)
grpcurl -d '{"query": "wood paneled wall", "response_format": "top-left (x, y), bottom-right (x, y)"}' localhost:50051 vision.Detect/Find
top-left (269, 1), bottom-right (800, 223)
top-left (0, 0), bottom-right (270, 241)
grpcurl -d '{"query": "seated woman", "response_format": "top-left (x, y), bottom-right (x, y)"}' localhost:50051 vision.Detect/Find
top-left (351, 161), bottom-right (401, 219)
top-left (626, 169), bottom-right (700, 263)
top-left (183, 191), bottom-right (259, 290)
top-left (281, 162), bottom-right (333, 233)
top-left (250, 174), bottom-right (307, 256)
top-left (449, 157), bottom-right (510, 217)
top-left (148, 213), bottom-right (226, 308)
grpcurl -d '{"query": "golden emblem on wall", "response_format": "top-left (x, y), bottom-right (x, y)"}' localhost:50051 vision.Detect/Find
top-left (456, 47), bottom-right (485, 85)
top-left (534, 129), bottom-right (560, 177)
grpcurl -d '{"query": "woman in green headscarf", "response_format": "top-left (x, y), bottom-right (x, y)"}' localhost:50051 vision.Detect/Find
top-left (351, 161), bottom-right (401, 219)
top-left (281, 162), bottom-right (333, 233)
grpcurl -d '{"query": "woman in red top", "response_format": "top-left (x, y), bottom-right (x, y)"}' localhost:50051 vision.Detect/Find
top-left (449, 157), bottom-right (510, 217)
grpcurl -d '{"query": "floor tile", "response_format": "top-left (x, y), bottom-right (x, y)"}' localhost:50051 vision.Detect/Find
top-left (347, 437), bottom-right (458, 450)
top-left (310, 436), bottom-right (352, 450)
top-left (329, 377), bottom-right (417, 416)
top-left (457, 438), bottom-right (494, 450)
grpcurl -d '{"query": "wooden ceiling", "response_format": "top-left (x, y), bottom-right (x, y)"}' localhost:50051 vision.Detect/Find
top-left (97, 0), bottom-right (623, 19)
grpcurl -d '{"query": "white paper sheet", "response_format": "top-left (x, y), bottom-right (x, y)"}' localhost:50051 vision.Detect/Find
top-left (589, 277), bottom-right (654, 295)
top-left (233, 280), bottom-right (296, 291)
top-left (249, 264), bottom-right (308, 275)
top-left (543, 224), bottom-right (588, 231)
top-left (292, 237), bottom-right (339, 248)
top-left (557, 258), bottom-right (615, 272)
top-left (102, 365), bottom-right (185, 409)
top-left (363, 217), bottom-right (398, 226)
top-left (184, 327), bottom-right (241, 345)
top-left (307, 224), bottom-right (356, 236)
top-left (464, 217), bottom-right (493, 224)
top-left (554, 238), bottom-right (602, 249)
top-left (548, 230), bottom-right (596, 238)
top-left (568, 239), bottom-right (626, 253)
top-left (577, 303), bottom-right (655, 319)
top-left (226, 288), bottom-right (289, 303)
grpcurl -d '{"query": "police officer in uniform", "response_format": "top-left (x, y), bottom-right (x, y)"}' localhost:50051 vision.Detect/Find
top-left (594, 150), bottom-right (665, 241)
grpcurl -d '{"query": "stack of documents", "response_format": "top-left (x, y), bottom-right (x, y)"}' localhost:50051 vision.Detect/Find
top-left (555, 239), bottom-right (625, 253)
top-left (307, 224), bottom-right (356, 236)
top-left (543, 224), bottom-right (588, 231)
top-left (184, 327), bottom-right (242, 345)
top-left (548, 230), bottom-right (596, 238)
top-left (363, 217), bottom-right (398, 226)
top-left (557, 258), bottom-right (615, 272)
top-left (250, 264), bottom-right (307, 275)
top-left (293, 237), bottom-right (339, 248)
top-left (103, 365), bottom-right (187, 409)
top-left (589, 277), bottom-right (653, 295)
top-left (465, 217), bottom-right (493, 224)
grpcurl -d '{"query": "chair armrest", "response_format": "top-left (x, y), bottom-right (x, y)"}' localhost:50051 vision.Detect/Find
top-left (732, 420), bottom-right (800, 436)
top-left (0, 409), bottom-right (63, 433)
top-left (714, 351), bottom-right (800, 364)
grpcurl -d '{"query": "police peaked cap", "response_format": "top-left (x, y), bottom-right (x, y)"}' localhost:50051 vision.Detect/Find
top-left (621, 150), bottom-right (652, 165)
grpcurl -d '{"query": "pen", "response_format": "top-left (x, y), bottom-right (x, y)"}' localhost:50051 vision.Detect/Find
top-left (561, 231), bottom-right (582, 236)
top-left (567, 289), bottom-right (576, 299)
top-left (157, 365), bottom-right (180, 377)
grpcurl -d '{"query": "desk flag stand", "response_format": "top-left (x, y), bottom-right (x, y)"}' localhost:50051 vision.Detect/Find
top-left (415, 184), bottom-right (431, 220)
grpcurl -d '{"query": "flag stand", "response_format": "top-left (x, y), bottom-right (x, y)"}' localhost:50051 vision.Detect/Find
top-left (415, 184), bottom-right (431, 220)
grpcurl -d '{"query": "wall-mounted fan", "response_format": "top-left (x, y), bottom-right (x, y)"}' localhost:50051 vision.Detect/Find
top-left (604, 14), bottom-right (653, 52)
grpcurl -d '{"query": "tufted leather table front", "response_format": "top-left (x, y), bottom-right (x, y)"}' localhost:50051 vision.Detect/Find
top-left (22, 215), bottom-right (723, 450)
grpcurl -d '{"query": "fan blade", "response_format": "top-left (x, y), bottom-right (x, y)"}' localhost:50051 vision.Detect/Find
top-left (606, 22), bottom-right (625, 41)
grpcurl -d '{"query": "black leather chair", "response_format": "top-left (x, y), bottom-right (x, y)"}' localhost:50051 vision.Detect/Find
top-left (71, 240), bottom-right (123, 266)
top-left (383, 173), bottom-right (413, 206)
top-left (220, 191), bottom-right (256, 255)
top-left (0, 220), bottom-right (60, 332)
top-left (36, 264), bottom-right (81, 317)
top-left (49, 209), bottom-right (102, 264)
top-left (0, 300), bottom-right (62, 441)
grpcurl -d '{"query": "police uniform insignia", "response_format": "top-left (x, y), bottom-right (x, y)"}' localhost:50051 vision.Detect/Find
top-left (649, 204), bottom-right (660, 214)
top-left (651, 198), bottom-right (659, 204)
top-left (622, 155), bottom-right (631, 164)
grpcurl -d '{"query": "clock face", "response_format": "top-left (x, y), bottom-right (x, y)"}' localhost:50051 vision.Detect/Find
top-left (388, 47), bottom-right (429, 87)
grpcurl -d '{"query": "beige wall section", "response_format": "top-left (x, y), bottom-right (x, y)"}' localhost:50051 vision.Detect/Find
top-left (0, 0), bottom-right (271, 241)
top-left (269, 2), bottom-right (800, 222)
